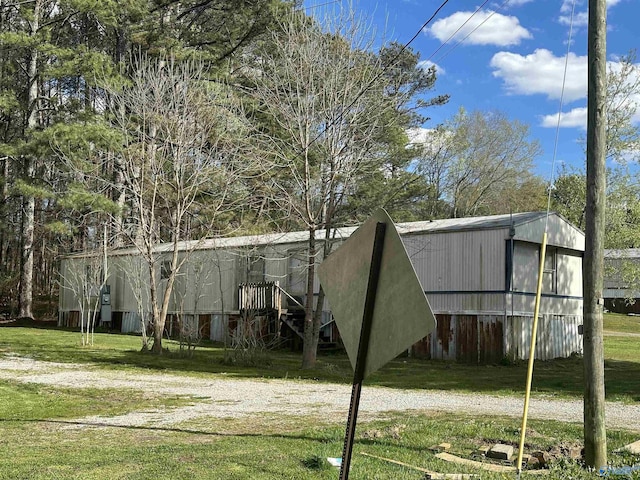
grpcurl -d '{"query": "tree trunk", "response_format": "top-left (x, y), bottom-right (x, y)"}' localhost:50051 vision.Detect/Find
top-left (301, 227), bottom-right (317, 369)
top-left (112, 151), bottom-right (127, 247)
top-left (18, 0), bottom-right (41, 319)
top-left (149, 262), bottom-right (164, 354)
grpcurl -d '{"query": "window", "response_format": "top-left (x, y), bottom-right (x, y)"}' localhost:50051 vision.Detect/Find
top-left (542, 247), bottom-right (557, 294)
top-left (239, 254), bottom-right (265, 283)
top-left (161, 260), bottom-right (172, 280)
top-left (287, 249), bottom-right (307, 294)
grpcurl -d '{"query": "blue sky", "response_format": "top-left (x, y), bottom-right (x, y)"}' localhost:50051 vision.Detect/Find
top-left (304, 0), bottom-right (640, 179)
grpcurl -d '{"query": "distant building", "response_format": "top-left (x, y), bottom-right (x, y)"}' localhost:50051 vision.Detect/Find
top-left (604, 249), bottom-right (640, 314)
top-left (59, 211), bottom-right (585, 362)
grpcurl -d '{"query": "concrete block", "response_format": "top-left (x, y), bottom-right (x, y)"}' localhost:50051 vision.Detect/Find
top-left (567, 446), bottom-right (583, 460)
top-left (429, 443), bottom-right (452, 453)
top-left (619, 440), bottom-right (640, 454)
top-left (487, 444), bottom-right (514, 461)
top-left (475, 445), bottom-right (490, 456)
top-left (531, 451), bottom-right (552, 467)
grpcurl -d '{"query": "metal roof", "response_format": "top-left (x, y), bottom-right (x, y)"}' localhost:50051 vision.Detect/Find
top-left (395, 211), bottom-right (549, 235)
top-left (605, 248), bottom-right (640, 259)
top-left (64, 211), bottom-right (572, 259)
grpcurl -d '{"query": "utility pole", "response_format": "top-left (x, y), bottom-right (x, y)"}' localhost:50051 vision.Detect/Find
top-left (584, 0), bottom-right (607, 470)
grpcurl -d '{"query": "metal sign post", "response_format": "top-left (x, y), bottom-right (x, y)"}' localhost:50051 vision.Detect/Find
top-left (318, 208), bottom-right (436, 479)
top-left (339, 222), bottom-right (386, 480)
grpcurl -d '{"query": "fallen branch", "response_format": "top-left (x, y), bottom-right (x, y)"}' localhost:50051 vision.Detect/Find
top-left (360, 452), bottom-right (478, 479)
top-left (435, 452), bottom-right (550, 476)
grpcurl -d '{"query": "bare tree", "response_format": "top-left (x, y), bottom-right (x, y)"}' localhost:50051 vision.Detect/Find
top-left (105, 56), bottom-right (251, 354)
top-left (248, 7), bottom-right (396, 368)
top-left (59, 251), bottom-right (109, 346)
top-left (173, 251), bottom-right (217, 357)
top-left (54, 56), bottom-right (251, 354)
top-left (415, 109), bottom-right (543, 218)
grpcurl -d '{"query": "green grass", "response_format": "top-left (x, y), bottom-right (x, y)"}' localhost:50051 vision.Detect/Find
top-left (1, 412), bottom-right (638, 479)
top-left (1, 320), bottom-right (639, 402)
top-left (1, 317), bottom-right (639, 479)
top-left (1, 319), bottom-right (639, 401)
top-left (604, 312), bottom-right (640, 334)
top-left (0, 380), bottom-right (191, 421)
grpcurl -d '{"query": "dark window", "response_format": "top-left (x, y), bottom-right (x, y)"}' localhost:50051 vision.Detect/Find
top-left (542, 247), bottom-right (557, 294)
top-left (161, 260), bottom-right (172, 280)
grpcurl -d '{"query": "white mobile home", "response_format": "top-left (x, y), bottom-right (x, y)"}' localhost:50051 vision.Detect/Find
top-left (58, 211), bottom-right (585, 362)
top-left (604, 249), bottom-right (640, 314)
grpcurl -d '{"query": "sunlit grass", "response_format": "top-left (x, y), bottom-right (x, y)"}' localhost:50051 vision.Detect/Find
top-left (0, 317), bottom-right (638, 402)
top-left (0, 412), bottom-right (637, 480)
top-left (604, 312), bottom-right (640, 334)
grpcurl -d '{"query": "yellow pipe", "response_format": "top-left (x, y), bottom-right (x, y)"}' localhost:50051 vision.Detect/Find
top-left (516, 232), bottom-right (548, 477)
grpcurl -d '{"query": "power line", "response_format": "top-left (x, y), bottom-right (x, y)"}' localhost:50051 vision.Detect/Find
top-left (426, 0), bottom-right (492, 63)
top-left (432, 0), bottom-right (513, 64)
top-left (546, 0), bottom-right (578, 223)
top-left (303, 0), bottom-right (343, 11)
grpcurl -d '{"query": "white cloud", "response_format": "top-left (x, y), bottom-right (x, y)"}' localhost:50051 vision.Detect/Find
top-left (558, 11), bottom-right (588, 27)
top-left (560, 0), bottom-right (586, 13)
top-left (538, 60), bottom-right (640, 128)
top-left (490, 49), bottom-right (587, 102)
top-left (559, 0), bottom-right (623, 26)
top-left (406, 127), bottom-right (433, 145)
top-left (506, 0), bottom-right (535, 5)
top-left (540, 107), bottom-right (588, 129)
top-left (427, 11), bottom-right (532, 47)
top-left (418, 60), bottom-right (445, 75)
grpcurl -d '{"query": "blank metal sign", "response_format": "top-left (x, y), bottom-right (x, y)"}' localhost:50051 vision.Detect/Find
top-left (318, 208), bottom-right (436, 379)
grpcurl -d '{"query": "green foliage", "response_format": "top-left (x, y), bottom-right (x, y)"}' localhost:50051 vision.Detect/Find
top-left (552, 166), bottom-right (640, 248)
top-left (13, 179), bottom-right (53, 199)
top-left (59, 184), bottom-right (120, 215)
top-left (550, 165), bottom-right (586, 230)
top-left (604, 51), bottom-right (640, 163)
top-left (43, 120), bottom-right (123, 162)
top-left (0, 91), bottom-right (19, 114)
top-left (44, 221), bottom-right (76, 237)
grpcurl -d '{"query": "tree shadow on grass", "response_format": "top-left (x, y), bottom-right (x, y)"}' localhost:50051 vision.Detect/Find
top-left (3, 326), bottom-right (639, 402)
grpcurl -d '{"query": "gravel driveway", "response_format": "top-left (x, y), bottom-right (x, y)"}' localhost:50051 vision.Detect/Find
top-left (1, 354), bottom-right (639, 432)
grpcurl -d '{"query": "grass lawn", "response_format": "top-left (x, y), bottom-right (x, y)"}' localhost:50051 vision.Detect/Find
top-left (604, 312), bottom-right (640, 334)
top-left (0, 314), bottom-right (638, 479)
top-left (1, 409), bottom-right (639, 480)
top-left (1, 317), bottom-right (639, 402)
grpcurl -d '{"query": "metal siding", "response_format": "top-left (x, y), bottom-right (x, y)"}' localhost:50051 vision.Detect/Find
top-left (121, 311), bottom-right (143, 333)
top-left (479, 315), bottom-right (504, 364)
top-left (417, 314), bottom-right (505, 363)
top-left (557, 250), bottom-right (583, 297)
top-left (431, 314), bottom-right (456, 361)
top-left (403, 229), bottom-right (507, 292)
top-left (514, 214), bottom-right (585, 251)
top-left (58, 212), bottom-right (584, 363)
top-left (210, 314), bottom-right (228, 341)
top-left (426, 293), bottom-right (505, 314)
top-left (512, 242), bottom-right (539, 294)
top-left (508, 293), bottom-right (582, 316)
top-left (455, 315), bottom-right (477, 363)
top-left (505, 314), bottom-right (582, 360)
